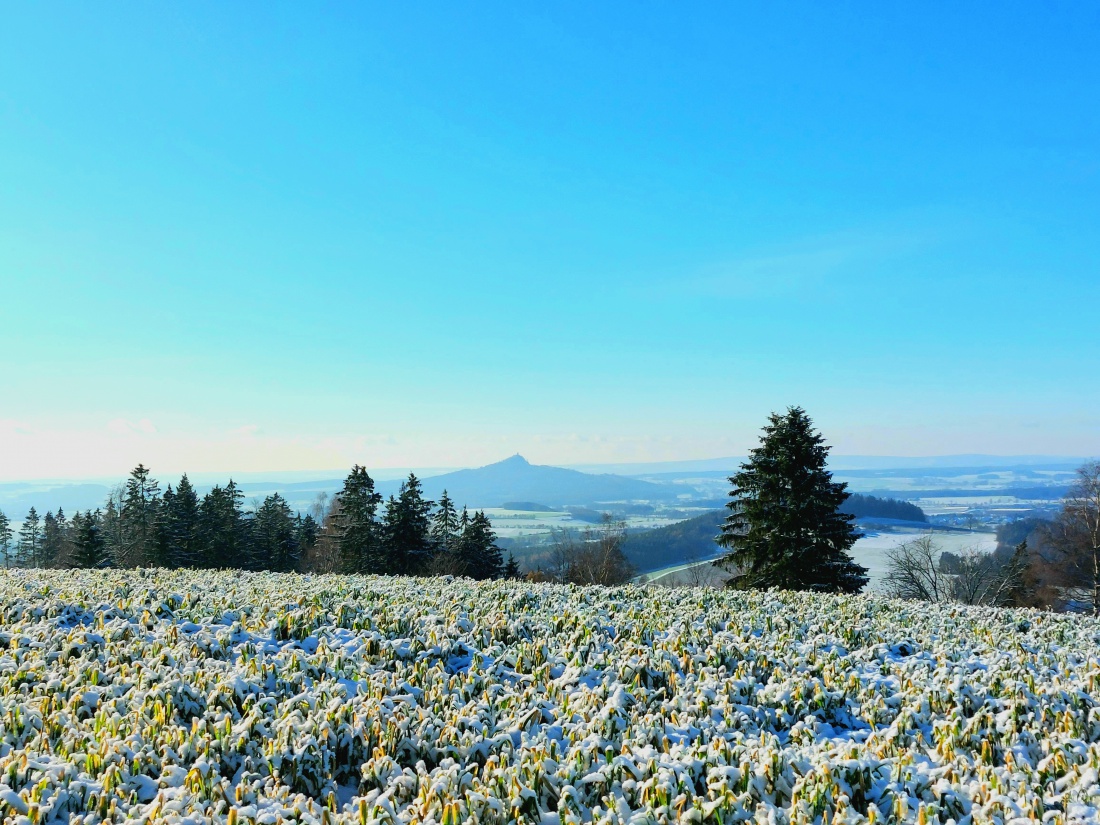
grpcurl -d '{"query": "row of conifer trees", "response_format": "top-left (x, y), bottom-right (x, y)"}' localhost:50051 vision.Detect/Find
top-left (0, 464), bottom-right (517, 580)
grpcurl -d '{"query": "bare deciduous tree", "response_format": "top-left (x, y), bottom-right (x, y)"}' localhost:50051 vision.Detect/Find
top-left (884, 534), bottom-right (1027, 606)
top-left (660, 553), bottom-right (728, 588)
top-left (425, 546), bottom-right (468, 577)
top-left (546, 514), bottom-right (634, 586)
top-left (1064, 461), bottom-right (1100, 615)
top-left (299, 497), bottom-right (341, 573)
top-left (883, 535), bottom-right (953, 602)
top-left (310, 492), bottom-right (332, 524)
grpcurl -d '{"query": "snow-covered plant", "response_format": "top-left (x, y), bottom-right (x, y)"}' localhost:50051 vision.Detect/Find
top-left (0, 569), bottom-right (1096, 824)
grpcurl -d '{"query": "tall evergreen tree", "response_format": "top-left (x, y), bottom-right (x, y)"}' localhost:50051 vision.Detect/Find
top-left (381, 475), bottom-right (433, 575)
top-left (71, 511), bottom-right (109, 569)
top-left (100, 486), bottom-right (125, 567)
top-left (296, 514), bottom-right (320, 563)
top-left (199, 481), bottom-right (251, 568)
top-left (151, 486), bottom-right (176, 568)
top-left (56, 509), bottom-right (75, 567)
top-left (253, 493), bottom-right (301, 572)
top-left (503, 553), bottom-right (521, 580)
top-left (457, 510), bottom-right (504, 580)
top-left (717, 407), bottom-right (867, 593)
top-left (154, 475), bottom-right (202, 568)
top-left (121, 464), bottom-right (160, 566)
top-left (16, 507), bottom-right (42, 568)
top-left (0, 509), bottom-right (12, 568)
top-left (41, 510), bottom-right (64, 568)
top-left (431, 490), bottom-right (460, 552)
top-left (428, 490), bottom-right (462, 573)
top-left (333, 465), bottom-right (384, 574)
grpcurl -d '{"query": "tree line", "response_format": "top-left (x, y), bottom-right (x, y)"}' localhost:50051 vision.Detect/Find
top-left (0, 464), bottom-right (519, 580)
top-left (844, 493), bottom-right (927, 523)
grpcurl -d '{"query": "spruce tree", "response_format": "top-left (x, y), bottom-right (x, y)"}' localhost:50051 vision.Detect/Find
top-left (41, 510), bottom-right (64, 567)
top-left (457, 510), bottom-right (504, 580)
top-left (199, 481), bottom-right (250, 569)
top-left (431, 490), bottom-right (460, 552)
top-left (72, 511), bottom-right (109, 569)
top-left (56, 509), bottom-right (74, 567)
top-left (503, 553), bottom-right (521, 580)
top-left (717, 407), bottom-right (867, 593)
top-left (381, 475), bottom-right (433, 576)
top-left (333, 465), bottom-right (384, 574)
top-left (0, 509), bottom-right (11, 568)
top-left (254, 493), bottom-right (300, 572)
top-left (296, 514), bottom-right (320, 563)
top-left (429, 490), bottom-right (462, 572)
top-left (151, 486), bottom-right (177, 568)
top-left (156, 475), bottom-right (201, 568)
top-left (100, 487), bottom-right (125, 567)
top-left (121, 464), bottom-right (160, 566)
top-left (16, 507), bottom-right (42, 568)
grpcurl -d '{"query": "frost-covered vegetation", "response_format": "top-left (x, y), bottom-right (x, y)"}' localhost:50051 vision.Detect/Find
top-left (2, 569), bottom-right (1100, 824)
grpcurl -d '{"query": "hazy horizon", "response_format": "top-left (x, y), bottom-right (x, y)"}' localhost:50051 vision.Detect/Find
top-left (0, 451), bottom-right (1091, 486)
top-left (3, 5), bottom-right (1097, 479)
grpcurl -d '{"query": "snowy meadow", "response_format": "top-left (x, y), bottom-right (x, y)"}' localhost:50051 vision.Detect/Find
top-left (1, 569), bottom-right (1099, 824)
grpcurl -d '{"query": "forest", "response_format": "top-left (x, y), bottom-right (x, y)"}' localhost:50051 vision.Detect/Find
top-left (0, 464), bottom-right (518, 580)
top-left (844, 493), bottom-right (927, 522)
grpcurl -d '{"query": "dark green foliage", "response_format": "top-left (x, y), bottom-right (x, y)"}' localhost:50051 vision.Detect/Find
top-left (199, 481), bottom-right (252, 569)
top-left (457, 510), bottom-right (504, 580)
top-left (844, 494), bottom-right (927, 523)
top-left (16, 507), bottom-right (42, 568)
top-left (154, 475), bottom-right (202, 568)
top-left (100, 491), bottom-right (124, 567)
top-left (503, 552), bottom-right (521, 579)
top-left (0, 509), bottom-right (12, 568)
top-left (71, 511), bottom-right (108, 569)
top-left (431, 490), bottom-right (459, 552)
top-left (121, 464), bottom-right (160, 566)
top-left (428, 490), bottom-right (464, 574)
top-left (42, 510), bottom-right (65, 568)
top-left (334, 465), bottom-right (384, 574)
top-left (8, 463), bottom-right (527, 582)
top-left (296, 514), bottom-right (319, 560)
top-left (718, 407), bottom-right (867, 593)
top-left (381, 475), bottom-right (433, 575)
top-left (253, 493), bottom-right (301, 573)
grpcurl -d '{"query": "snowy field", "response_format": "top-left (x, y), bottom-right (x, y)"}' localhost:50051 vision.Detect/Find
top-left (0, 569), bottom-right (1098, 824)
top-left (851, 529), bottom-right (997, 592)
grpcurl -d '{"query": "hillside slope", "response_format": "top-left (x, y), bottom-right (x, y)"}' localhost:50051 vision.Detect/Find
top-left (622, 509), bottom-right (726, 572)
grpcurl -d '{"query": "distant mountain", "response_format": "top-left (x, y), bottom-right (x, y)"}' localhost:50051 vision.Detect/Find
top-left (0, 483), bottom-right (113, 520)
top-left (499, 501), bottom-right (559, 512)
top-left (379, 455), bottom-right (678, 509)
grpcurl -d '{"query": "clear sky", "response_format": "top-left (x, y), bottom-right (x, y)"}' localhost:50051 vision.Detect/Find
top-left (2, 3), bottom-right (1098, 480)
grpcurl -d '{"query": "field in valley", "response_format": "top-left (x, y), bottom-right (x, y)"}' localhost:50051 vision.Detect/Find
top-left (638, 529), bottom-right (998, 591)
top-left (851, 529), bottom-right (997, 592)
top-left (1, 569), bottom-right (1098, 823)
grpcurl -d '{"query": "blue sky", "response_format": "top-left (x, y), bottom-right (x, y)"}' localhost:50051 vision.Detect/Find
top-left (1, 3), bottom-right (1098, 479)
